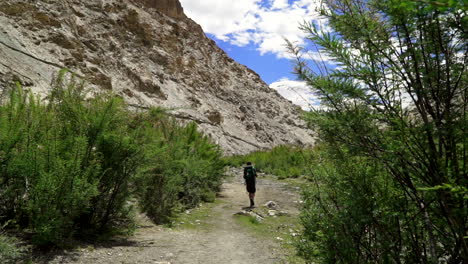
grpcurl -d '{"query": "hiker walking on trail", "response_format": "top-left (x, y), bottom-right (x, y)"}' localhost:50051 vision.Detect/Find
top-left (243, 162), bottom-right (257, 208)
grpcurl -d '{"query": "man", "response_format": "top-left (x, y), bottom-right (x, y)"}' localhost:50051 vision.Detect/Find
top-left (243, 162), bottom-right (257, 208)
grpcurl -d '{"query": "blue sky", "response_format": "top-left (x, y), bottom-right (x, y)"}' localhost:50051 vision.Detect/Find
top-left (210, 37), bottom-right (295, 84)
top-left (179, 0), bottom-right (330, 110)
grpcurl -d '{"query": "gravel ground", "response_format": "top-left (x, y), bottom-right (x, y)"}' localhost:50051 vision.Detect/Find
top-left (35, 167), bottom-right (301, 264)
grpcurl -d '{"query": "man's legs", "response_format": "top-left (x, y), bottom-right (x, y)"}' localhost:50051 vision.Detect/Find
top-left (249, 192), bottom-right (255, 208)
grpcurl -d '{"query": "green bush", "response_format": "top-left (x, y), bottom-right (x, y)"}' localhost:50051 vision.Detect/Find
top-left (0, 71), bottom-right (140, 245)
top-left (0, 70), bottom-right (224, 246)
top-left (0, 233), bottom-right (27, 263)
top-left (296, 146), bottom-right (411, 263)
top-left (225, 145), bottom-right (314, 179)
top-left (135, 109), bottom-right (224, 224)
top-left (290, 0), bottom-right (467, 261)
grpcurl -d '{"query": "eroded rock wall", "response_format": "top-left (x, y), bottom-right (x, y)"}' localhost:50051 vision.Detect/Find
top-left (133, 0), bottom-right (185, 18)
top-left (0, 0), bottom-right (314, 154)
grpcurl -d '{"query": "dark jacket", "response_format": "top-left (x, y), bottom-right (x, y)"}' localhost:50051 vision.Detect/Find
top-left (243, 165), bottom-right (257, 193)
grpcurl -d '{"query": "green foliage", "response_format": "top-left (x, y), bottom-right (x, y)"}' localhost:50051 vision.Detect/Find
top-left (235, 214), bottom-right (260, 225)
top-left (0, 70), bottom-right (224, 246)
top-left (170, 200), bottom-right (221, 230)
top-left (298, 146), bottom-right (419, 263)
top-left (291, 0), bottom-right (467, 262)
top-left (225, 145), bottom-right (314, 179)
top-left (234, 211), bottom-right (304, 263)
top-left (0, 71), bottom-right (139, 245)
top-left (134, 111), bottom-right (224, 224)
top-left (0, 233), bottom-right (27, 263)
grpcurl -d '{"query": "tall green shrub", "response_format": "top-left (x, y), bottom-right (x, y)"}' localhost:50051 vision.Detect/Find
top-left (135, 108), bottom-right (224, 224)
top-left (298, 146), bottom-right (422, 263)
top-left (226, 145), bottom-right (314, 179)
top-left (0, 71), bottom-right (225, 246)
top-left (0, 71), bottom-right (140, 245)
top-left (290, 0), bottom-right (467, 262)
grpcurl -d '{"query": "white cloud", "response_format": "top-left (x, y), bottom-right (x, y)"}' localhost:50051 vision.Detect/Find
top-left (180, 0), bottom-right (260, 40)
top-left (269, 78), bottom-right (321, 110)
top-left (272, 0), bottom-right (288, 9)
top-left (180, 0), bottom-right (325, 59)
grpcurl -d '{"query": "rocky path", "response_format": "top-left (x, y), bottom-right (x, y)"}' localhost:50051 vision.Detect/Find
top-left (40, 168), bottom-right (302, 264)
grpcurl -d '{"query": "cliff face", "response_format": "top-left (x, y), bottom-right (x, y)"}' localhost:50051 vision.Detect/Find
top-left (135, 0), bottom-right (185, 18)
top-left (0, 0), bottom-right (314, 154)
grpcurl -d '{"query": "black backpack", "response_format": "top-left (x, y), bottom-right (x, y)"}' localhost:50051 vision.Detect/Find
top-left (244, 166), bottom-right (256, 182)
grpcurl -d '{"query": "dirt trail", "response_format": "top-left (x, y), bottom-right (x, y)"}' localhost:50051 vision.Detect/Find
top-left (41, 168), bottom-right (301, 264)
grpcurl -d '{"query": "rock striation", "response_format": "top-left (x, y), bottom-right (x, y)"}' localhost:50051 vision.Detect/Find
top-left (0, 0), bottom-right (314, 155)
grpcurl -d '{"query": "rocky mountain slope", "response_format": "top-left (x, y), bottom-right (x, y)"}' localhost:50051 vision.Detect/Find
top-left (0, 0), bottom-right (314, 154)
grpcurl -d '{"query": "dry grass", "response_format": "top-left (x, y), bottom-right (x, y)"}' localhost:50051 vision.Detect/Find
top-left (33, 11), bottom-right (61, 28)
top-left (0, 2), bottom-right (61, 28)
top-left (0, 2), bottom-right (35, 16)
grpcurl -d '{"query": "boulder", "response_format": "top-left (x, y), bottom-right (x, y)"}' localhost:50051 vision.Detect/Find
top-left (264, 201), bottom-right (278, 209)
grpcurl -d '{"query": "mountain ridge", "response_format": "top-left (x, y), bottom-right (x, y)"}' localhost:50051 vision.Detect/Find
top-left (0, 0), bottom-right (314, 154)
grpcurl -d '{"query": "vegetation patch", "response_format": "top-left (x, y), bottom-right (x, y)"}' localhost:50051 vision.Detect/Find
top-left (225, 145), bottom-right (315, 179)
top-left (0, 3), bottom-right (60, 28)
top-left (234, 213), bottom-right (304, 263)
top-left (0, 70), bottom-right (224, 249)
top-left (48, 33), bottom-right (77, 50)
top-left (0, 2), bottom-right (35, 16)
top-left (33, 12), bottom-right (61, 28)
top-left (288, 0), bottom-right (467, 262)
top-left (0, 233), bottom-right (29, 263)
top-left (168, 200), bottom-right (222, 230)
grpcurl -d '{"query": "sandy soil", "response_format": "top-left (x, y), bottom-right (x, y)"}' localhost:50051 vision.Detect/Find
top-left (37, 168), bottom-right (301, 264)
